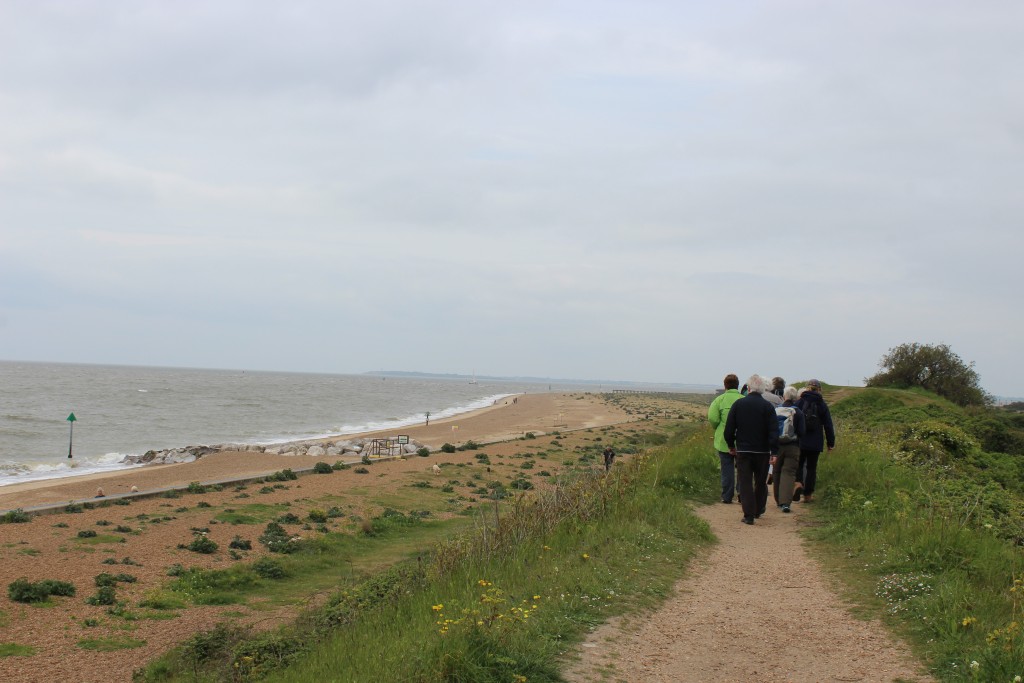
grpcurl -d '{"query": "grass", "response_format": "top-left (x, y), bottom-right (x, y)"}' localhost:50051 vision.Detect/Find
top-left (214, 503), bottom-right (293, 525)
top-left (77, 636), bottom-right (147, 651)
top-left (73, 533), bottom-right (126, 545)
top-left (807, 431), bottom-right (1024, 681)
top-left (0, 643), bottom-right (35, 657)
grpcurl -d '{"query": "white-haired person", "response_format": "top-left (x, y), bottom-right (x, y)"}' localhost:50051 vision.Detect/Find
top-left (724, 374), bottom-right (779, 525)
top-left (772, 386), bottom-right (806, 513)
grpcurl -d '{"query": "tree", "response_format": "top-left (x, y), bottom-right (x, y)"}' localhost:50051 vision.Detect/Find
top-left (865, 343), bottom-right (991, 407)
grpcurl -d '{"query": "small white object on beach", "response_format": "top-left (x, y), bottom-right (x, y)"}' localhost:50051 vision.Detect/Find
top-left (96, 487), bottom-right (105, 497)
top-left (431, 464), bottom-right (441, 475)
top-left (130, 485), bottom-right (139, 493)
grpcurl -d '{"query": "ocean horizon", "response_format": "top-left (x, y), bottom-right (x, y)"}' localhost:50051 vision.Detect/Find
top-left (0, 360), bottom-right (707, 488)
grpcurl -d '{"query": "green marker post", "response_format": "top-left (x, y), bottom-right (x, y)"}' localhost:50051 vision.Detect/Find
top-left (67, 412), bottom-right (77, 459)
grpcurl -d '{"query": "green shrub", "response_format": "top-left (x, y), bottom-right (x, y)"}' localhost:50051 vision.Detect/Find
top-left (307, 509), bottom-right (328, 523)
top-left (0, 508), bottom-right (31, 524)
top-left (8, 578), bottom-right (76, 603)
top-left (229, 536), bottom-right (252, 550)
top-left (440, 443), bottom-right (457, 453)
top-left (354, 467), bottom-right (369, 474)
top-left (259, 522), bottom-right (300, 554)
top-left (64, 503), bottom-right (84, 513)
top-left (276, 512), bottom-right (302, 524)
top-left (312, 461), bottom-right (333, 474)
top-left (252, 558), bottom-right (287, 580)
top-left (331, 461), bottom-right (350, 470)
top-left (182, 535), bottom-right (218, 554)
top-left (361, 454), bottom-right (372, 465)
top-left (187, 482), bottom-right (208, 494)
top-left (77, 529), bottom-right (97, 538)
top-left (417, 447), bottom-right (430, 457)
top-left (266, 469), bottom-right (298, 482)
top-left (85, 585), bottom-right (117, 606)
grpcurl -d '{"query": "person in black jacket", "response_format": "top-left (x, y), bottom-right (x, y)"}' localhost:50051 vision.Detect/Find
top-left (794, 378), bottom-right (836, 503)
top-left (724, 374), bottom-right (779, 525)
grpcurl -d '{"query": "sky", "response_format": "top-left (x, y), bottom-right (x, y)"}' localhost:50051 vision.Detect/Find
top-left (1, 1), bottom-right (1022, 396)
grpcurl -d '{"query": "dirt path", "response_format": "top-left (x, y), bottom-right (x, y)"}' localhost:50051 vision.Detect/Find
top-left (564, 501), bottom-right (933, 683)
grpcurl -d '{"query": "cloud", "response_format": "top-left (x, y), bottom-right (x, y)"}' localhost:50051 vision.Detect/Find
top-left (1, 1), bottom-right (1022, 395)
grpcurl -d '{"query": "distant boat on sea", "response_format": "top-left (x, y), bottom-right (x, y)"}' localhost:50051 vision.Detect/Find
top-left (469, 371), bottom-right (477, 385)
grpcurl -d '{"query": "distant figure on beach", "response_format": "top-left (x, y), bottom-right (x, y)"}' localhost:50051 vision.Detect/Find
top-left (130, 485), bottom-right (139, 493)
top-left (602, 446), bottom-right (616, 471)
top-left (95, 487), bottom-right (105, 498)
top-left (724, 374), bottom-right (779, 525)
top-left (708, 374), bottom-right (743, 504)
top-left (794, 379), bottom-right (836, 504)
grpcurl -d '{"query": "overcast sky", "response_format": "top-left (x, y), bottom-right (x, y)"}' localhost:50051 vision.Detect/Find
top-left (1, 1), bottom-right (1021, 396)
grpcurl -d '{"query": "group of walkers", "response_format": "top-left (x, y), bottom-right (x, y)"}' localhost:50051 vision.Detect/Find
top-left (708, 373), bottom-right (836, 525)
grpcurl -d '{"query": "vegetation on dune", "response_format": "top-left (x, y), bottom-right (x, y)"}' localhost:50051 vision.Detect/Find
top-left (132, 416), bottom-right (714, 682)
top-left (865, 342), bottom-right (992, 407)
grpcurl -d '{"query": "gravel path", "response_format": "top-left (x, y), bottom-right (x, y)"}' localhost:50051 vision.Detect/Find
top-left (564, 501), bottom-right (934, 683)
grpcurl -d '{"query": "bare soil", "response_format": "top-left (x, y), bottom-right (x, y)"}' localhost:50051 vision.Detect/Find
top-left (564, 500), bottom-right (934, 683)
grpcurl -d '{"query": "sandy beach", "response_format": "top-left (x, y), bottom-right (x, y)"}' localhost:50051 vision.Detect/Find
top-left (0, 392), bottom-right (615, 512)
top-left (0, 391), bottom-right (652, 683)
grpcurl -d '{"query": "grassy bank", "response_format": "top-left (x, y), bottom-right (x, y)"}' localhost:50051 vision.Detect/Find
top-left (134, 418), bottom-right (715, 682)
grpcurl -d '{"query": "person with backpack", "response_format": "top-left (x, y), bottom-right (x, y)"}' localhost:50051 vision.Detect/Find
top-left (724, 374), bottom-right (779, 525)
top-left (708, 373), bottom-right (744, 504)
top-left (794, 378), bottom-right (836, 503)
top-left (772, 386), bottom-right (806, 513)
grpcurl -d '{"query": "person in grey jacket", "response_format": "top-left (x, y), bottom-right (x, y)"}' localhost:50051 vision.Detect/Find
top-left (724, 374), bottom-right (779, 525)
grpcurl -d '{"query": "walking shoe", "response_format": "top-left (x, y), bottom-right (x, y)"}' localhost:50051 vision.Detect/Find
top-left (792, 483), bottom-right (803, 502)
top-left (741, 517), bottom-right (754, 525)
top-left (721, 499), bottom-right (733, 504)
top-left (781, 505), bottom-right (791, 513)
top-left (804, 494), bottom-right (814, 503)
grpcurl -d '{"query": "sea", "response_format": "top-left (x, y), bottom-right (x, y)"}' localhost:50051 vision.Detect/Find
top-left (0, 361), bottom-right (687, 488)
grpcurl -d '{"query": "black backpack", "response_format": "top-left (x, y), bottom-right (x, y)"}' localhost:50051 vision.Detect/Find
top-left (803, 400), bottom-right (821, 432)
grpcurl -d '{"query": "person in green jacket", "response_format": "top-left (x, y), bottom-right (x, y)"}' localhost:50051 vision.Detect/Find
top-left (708, 373), bottom-right (744, 504)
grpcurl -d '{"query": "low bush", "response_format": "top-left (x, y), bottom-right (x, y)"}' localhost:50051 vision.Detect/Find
top-left (229, 536), bottom-right (252, 551)
top-left (417, 447), bottom-right (430, 457)
top-left (0, 508), bottom-right (31, 524)
top-left (259, 522), bottom-right (301, 554)
top-left (8, 578), bottom-right (77, 603)
top-left (440, 443), bottom-right (457, 453)
top-left (312, 461), bottom-right (333, 474)
top-left (181, 535), bottom-right (218, 554)
top-left (85, 585), bottom-right (117, 606)
top-left (252, 558), bottom-right (287, 580)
